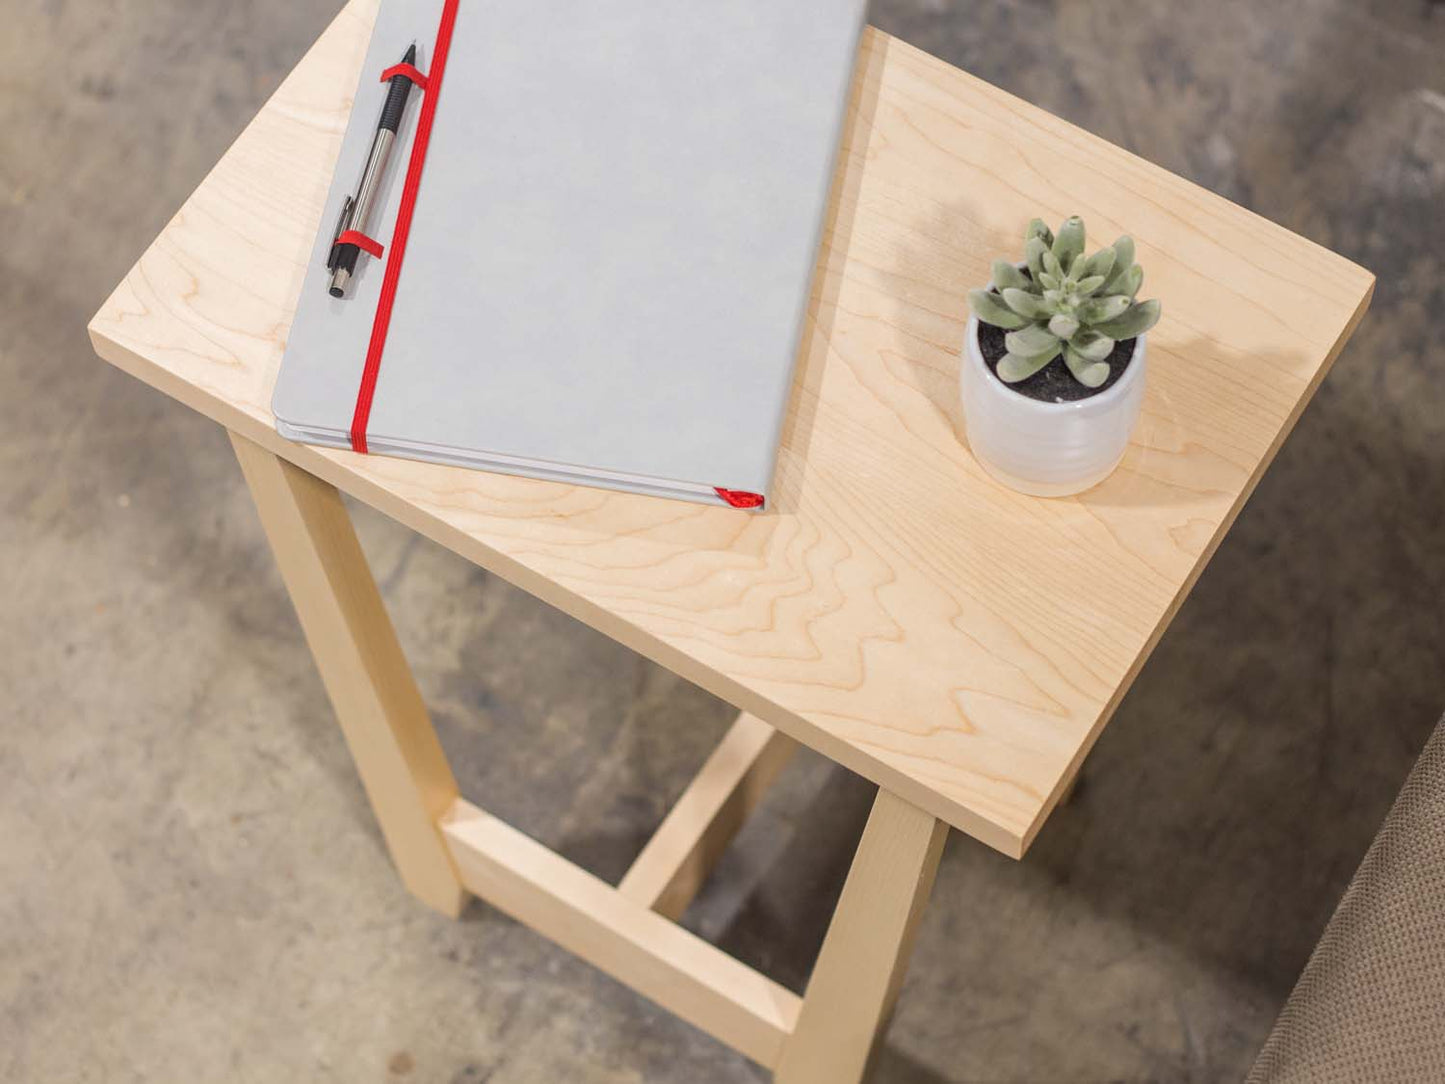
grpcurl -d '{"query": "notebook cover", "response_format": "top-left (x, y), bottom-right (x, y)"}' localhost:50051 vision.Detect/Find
top-left (273, 0), bottom-right (868, 505)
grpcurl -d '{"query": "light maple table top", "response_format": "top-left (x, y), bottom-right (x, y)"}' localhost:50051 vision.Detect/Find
top-left (89, 0), bottom-right (1373, 857)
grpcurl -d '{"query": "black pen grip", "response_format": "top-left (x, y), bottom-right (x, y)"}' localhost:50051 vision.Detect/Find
top-left (328, 243), bottom-right (360, 297)
top-left (378, 71), bottom-right (416, 133)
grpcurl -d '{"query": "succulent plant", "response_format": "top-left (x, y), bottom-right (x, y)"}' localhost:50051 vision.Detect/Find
top-left (968, 216), bottom-right (1162, 388)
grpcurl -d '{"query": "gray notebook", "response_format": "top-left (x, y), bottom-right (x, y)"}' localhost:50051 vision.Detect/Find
top-left (273, 0), bottom-right (867, 508)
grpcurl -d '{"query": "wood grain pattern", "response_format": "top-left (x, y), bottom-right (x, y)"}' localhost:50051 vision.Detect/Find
top-left (619, 712), bottom-right (797, 920)
top-left (88, 0), bottom-right (1374, 856)
top-left (230, 433), bottom-right (466, 916)
top-left (441, 799), bottom-right (801, 1068)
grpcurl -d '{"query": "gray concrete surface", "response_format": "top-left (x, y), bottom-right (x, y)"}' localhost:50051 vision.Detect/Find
top-left (3, 1), bottom-right (1444, 1081)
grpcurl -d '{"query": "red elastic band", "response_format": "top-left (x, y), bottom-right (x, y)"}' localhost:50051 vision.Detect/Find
top-left (380, 63), bottom-right (428, 90)
top-left (350, 0), bottom-right (459, 454)
top-left (715, 488), bottom-right (766, 510)
top-left (336, 230), bottom-right (383, 259)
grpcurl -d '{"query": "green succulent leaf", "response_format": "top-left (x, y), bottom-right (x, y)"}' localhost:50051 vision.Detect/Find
top-left (991, 260), bottom-right (1031, 292)
top-left (1052, 216), bottom-right (1086, 272)
top-left (1048, 313), bottom-right (1080, 340)
top-left (1038, 271), bottom-right (1062, 291)
top-left (1064, 347), bottom-right (1111, 388)
top-left (967, 288), bottom-right (1028, 330)
top-left (1078, 294), bottom-right (1132, 324)
top-left (1081, 247), bottom-right (1117, 281)
top-left (1074, 274), bottom-right (1106, 296)
top-left (1102, 236), bottom-right (1136, 292)
top-left (1069, 329), bottom-right (1115, 361)
top-left (1005, 324), bottom-right (1062, 358)
top-left (1041, 248), bottom-right (1064, 280)
top-left (1117, 264), bottom-right (1144, 299)
top-left (1091, 298), bottom-right (1162, 340)
top-left (1025, 237), bottom-right (1049, 278)
top-left (1025, 218), bottom-right (1055, 248)
top-left (1001, 287), bottom-right (1051, 320)
top-left (998, 344), bottom-right (1061, 383)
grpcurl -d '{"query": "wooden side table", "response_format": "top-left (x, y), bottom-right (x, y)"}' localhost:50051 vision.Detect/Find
top-left (88, 2), bottom-right (1373, 1079)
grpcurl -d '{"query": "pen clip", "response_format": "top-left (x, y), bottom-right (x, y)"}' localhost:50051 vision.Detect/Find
top-left (326, 196), bottom-right (356, 270)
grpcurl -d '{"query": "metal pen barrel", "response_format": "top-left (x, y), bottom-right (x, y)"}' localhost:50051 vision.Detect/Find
top-left (329, 44), bottom-right (418, 298)
top-left (329, 128), bottom-right (396, 297)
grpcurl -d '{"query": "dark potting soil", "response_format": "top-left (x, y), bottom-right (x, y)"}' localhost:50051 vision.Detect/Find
top-left (977, 315), bottom-right (1137, 404)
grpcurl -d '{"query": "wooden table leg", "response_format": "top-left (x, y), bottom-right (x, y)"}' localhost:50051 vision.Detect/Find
top-left (774, 788), bottom-right (948, 1083)
top-left (231, 434), bottom-right (467, 917)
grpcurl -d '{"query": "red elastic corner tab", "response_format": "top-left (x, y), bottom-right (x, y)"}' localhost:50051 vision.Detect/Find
top-left (715, 488), bottom-right (766, 510)
top-left (380, 63), bottom-right (428, 90)
top-left (336, 230), bottom-right (384, 259)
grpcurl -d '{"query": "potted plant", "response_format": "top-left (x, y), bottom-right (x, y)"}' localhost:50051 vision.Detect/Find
top-left (962, 216), bottom-right (1162, 496)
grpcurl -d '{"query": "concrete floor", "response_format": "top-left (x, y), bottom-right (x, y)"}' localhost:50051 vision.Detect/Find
top-left (4, 0), bottom-right (1444, 1080)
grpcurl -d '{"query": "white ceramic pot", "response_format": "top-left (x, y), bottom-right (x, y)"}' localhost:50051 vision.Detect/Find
top-left (960, 313), bottom-right (1147, 497)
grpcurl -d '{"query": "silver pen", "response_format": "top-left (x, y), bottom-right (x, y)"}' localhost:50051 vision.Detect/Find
top-left (327, 44), bottom-right (419, 298)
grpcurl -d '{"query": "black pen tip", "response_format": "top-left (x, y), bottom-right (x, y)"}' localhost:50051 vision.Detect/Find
top-left (403, 43), bottom-right (417, 65)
